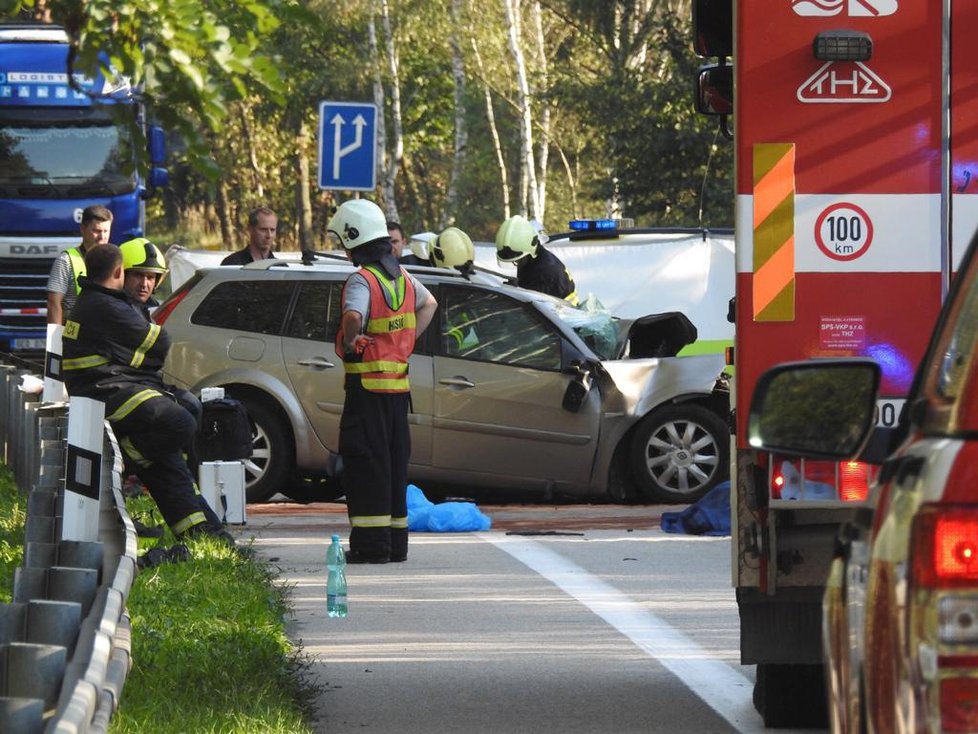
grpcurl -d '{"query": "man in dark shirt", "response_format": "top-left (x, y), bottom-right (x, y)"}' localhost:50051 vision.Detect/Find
top-left (220, 206), bottom-right (278, 265)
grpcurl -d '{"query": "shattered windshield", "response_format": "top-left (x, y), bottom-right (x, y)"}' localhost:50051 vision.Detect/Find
top-left (542, 297), bottom-right (620, 360)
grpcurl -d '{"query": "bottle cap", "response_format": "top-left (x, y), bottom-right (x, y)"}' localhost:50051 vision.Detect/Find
top-left (331, 534), bottom-right (340, 542)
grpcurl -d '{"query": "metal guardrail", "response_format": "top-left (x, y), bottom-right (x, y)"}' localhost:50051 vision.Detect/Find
top-left (0, 361), bottom-right (136, 734)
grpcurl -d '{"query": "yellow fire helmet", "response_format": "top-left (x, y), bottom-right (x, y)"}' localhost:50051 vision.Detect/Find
top-left (431, 227), bottom-right (475, 272)
top-left (119, 237), bottom-right (168, 287)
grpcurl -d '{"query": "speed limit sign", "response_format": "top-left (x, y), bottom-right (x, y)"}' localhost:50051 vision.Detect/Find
top-left (814, 202), bottom-right (874, 261)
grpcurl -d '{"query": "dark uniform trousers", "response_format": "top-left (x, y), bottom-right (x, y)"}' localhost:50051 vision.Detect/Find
top-left (339, 377), bottom-right (410, 560)
top-left (111, 390), bottom-right (216, 535)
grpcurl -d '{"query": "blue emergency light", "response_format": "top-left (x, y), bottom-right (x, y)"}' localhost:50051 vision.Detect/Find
top-left (568, 219), bottom-right (618, 232)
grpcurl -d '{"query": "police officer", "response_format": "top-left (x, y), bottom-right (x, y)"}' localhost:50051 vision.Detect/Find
top-left (328, 199), bottom-right (438, 564)
top-left (46, 205), bottom-right (114, 325)
top-left (495, 214), bottom-right (579, 305)
top-left (62, 244), bottom-right (231, 543)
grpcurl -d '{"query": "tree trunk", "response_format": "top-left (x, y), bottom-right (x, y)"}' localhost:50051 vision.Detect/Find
top-left (442, 0), bottom-right (468, 229)
top-left (368, 11), bottom-right (388, 211)
top-left (531, 1), bottom-right (549, 223)
top-left (503, 0), bottom-right (539, 218)
top-left (238, 102), bottom-right (264, 200)
top-left (215, 181), bottom-right (234, 246)
top-left (470, 37), bottom-right (510, 220)
top-left (293, 114), bottom-right (314, 250)
top-left (376, 0), bottom-right (403, 222)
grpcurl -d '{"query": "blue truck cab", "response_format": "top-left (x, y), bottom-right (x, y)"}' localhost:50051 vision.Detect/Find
top-left (0, 22), bottom-right (166, 355)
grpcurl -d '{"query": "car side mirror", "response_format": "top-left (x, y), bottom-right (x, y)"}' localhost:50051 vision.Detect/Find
top-left (748, 359), bottom-right (880, 460)
top-left (562, 361), bottom-right (593, 413)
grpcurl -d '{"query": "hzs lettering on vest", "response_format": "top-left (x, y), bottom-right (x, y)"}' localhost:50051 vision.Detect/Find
top-left (388, 315), bottom-right (405, 331)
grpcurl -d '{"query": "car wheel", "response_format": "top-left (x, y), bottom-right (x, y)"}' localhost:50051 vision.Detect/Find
top-left (236, 396), bottom-right (292, 504)
top-left (629, 404), bottom-right (729, 503)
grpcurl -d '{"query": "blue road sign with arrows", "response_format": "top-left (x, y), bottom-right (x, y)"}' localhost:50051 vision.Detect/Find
top-left (318, 101), bottom-right (378, 191)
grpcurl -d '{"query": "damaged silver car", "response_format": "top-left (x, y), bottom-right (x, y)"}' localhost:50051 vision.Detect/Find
top-left (155, 257), bottom-right (730, 504)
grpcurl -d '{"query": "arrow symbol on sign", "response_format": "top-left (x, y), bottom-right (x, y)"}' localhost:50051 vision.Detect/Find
top-left (331, 113), bottom-right (367, 180)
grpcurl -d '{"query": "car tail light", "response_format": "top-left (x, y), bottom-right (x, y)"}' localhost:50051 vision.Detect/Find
top-left (912, 506), bottom-right (978, 588)
top-left (152, 289), bottom-right (190, 326)
top-left (839, 461), bottom-right (871, 502)
top-left (940, 676), bottom-right (978, 732)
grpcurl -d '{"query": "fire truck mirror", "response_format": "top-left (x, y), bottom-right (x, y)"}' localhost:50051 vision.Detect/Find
top-left (747, 359), bottom-right (880, 460)
top-left (692, 0), bottom-right (732, 58)
top-left (696, 64), bottom-right (732, 117)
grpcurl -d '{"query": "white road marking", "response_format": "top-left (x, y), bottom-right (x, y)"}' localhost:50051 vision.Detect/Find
top-left (483, 534), bottom-right (765, 733)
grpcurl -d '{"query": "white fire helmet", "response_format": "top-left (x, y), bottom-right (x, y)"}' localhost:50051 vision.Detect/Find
top-left (326, 199), bottom-right (389, 249)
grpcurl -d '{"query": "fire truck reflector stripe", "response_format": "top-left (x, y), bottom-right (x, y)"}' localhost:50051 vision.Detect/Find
top-left (753, 143), bottom-right (796, 321)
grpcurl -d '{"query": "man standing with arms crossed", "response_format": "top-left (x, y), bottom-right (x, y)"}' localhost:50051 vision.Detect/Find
top-left (46, 205), bottom-right (114, 325)
top-left (328, 199), bottom-right (437, 564)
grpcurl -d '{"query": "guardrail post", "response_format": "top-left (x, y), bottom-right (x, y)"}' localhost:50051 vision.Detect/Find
top-left (62, 397), bottom-right (104, 542)
top-left (42, 325), bottom-right (68, 404)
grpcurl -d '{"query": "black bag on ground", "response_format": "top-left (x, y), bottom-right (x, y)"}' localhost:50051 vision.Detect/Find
top-left (196, 398), bottom-right (254, 461)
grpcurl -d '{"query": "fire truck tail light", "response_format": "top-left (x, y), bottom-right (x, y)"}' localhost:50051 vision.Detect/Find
top-left (912, 508), bottom-right (978, 588)
top-left (940, 677), bottom-right (978, 733)
top-left (939, 596), bottom-right (978, 644)
top-left (839, 461), bottom-right (870, 502)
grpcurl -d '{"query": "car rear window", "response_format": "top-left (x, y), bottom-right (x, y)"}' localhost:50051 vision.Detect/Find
top-left (192, 280), bottom-right (294, 336)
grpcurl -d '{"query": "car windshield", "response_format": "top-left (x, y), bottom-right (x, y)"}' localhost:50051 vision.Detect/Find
top-left (541, 298), bottom-right (620, 360)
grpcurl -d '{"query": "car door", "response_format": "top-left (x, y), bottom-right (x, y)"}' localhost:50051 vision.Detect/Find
top-left (430, 284), bottom-right (600, 487)
top-left (281, 277), bottom-right (433, 464)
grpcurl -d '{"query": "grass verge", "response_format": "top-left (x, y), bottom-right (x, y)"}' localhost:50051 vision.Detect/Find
top-left (0, 464), bottom-right (26, 604)
top-left (0, 468), bottom-right (319, 733)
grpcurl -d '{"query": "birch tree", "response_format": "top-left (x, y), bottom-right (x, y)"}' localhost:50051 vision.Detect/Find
top-left (502, 0), bottom-right (539, 219)
top-left (441, 0), bottom-right (468, 228)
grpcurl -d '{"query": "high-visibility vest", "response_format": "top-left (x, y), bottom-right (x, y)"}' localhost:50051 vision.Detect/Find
top-left (335, 265), bottom-right (417, 393)
top-left (66, 247), bottom-right (86, 295)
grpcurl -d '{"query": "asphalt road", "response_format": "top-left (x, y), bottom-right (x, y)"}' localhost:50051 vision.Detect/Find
top-left (235, 500), bottom-right (823, 734)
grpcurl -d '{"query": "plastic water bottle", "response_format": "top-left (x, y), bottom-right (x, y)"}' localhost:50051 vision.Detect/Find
top-left (326, 534), bottom-right (348, 618)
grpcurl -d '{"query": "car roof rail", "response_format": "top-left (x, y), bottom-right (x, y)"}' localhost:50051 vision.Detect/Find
top-left (300, 249), bottom-right (349, 266)
top-left (242, 259), bottom-right (290, 270)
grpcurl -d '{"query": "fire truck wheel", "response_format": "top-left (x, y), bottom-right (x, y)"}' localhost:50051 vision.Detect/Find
top-left (753, 663), bottom-right (829, 728)
top-left (629, 404), bottom-right (729, 503)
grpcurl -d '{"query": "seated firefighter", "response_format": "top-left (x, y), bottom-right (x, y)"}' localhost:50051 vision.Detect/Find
top-left (119, 237), bottom-right (204, 471)
top-left (61, 244), bottom-right (231, 544)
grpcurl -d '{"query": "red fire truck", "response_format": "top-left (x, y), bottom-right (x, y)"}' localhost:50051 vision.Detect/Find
top-left (695, 1), bottom-right (978, 727)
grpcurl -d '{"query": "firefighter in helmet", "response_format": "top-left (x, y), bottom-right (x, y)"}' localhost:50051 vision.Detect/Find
top-left (430, 227), bottom-right (481, 354)
top-left (119, 237), bottom-right (169, 310)
top-left (495, 214), bottom-right (579, 305)
top-left (430, 226), bottom-right (476, 275)
top-left (61, 244), bottom-right (232, 545)
top-left (118, 237), bottom-right (216, 532)
top-left (328, 199), bottom-right (438, 563)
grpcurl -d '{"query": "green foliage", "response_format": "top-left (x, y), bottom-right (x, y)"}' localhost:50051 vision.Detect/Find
top-left (0, 464), bottom-right (26, 604)
top-left (2, 0), bottom-right (734, 242)
top-left (111, 526), bottom-right (316, 733)
top-left (4, 0), bottom-right (288, 176)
